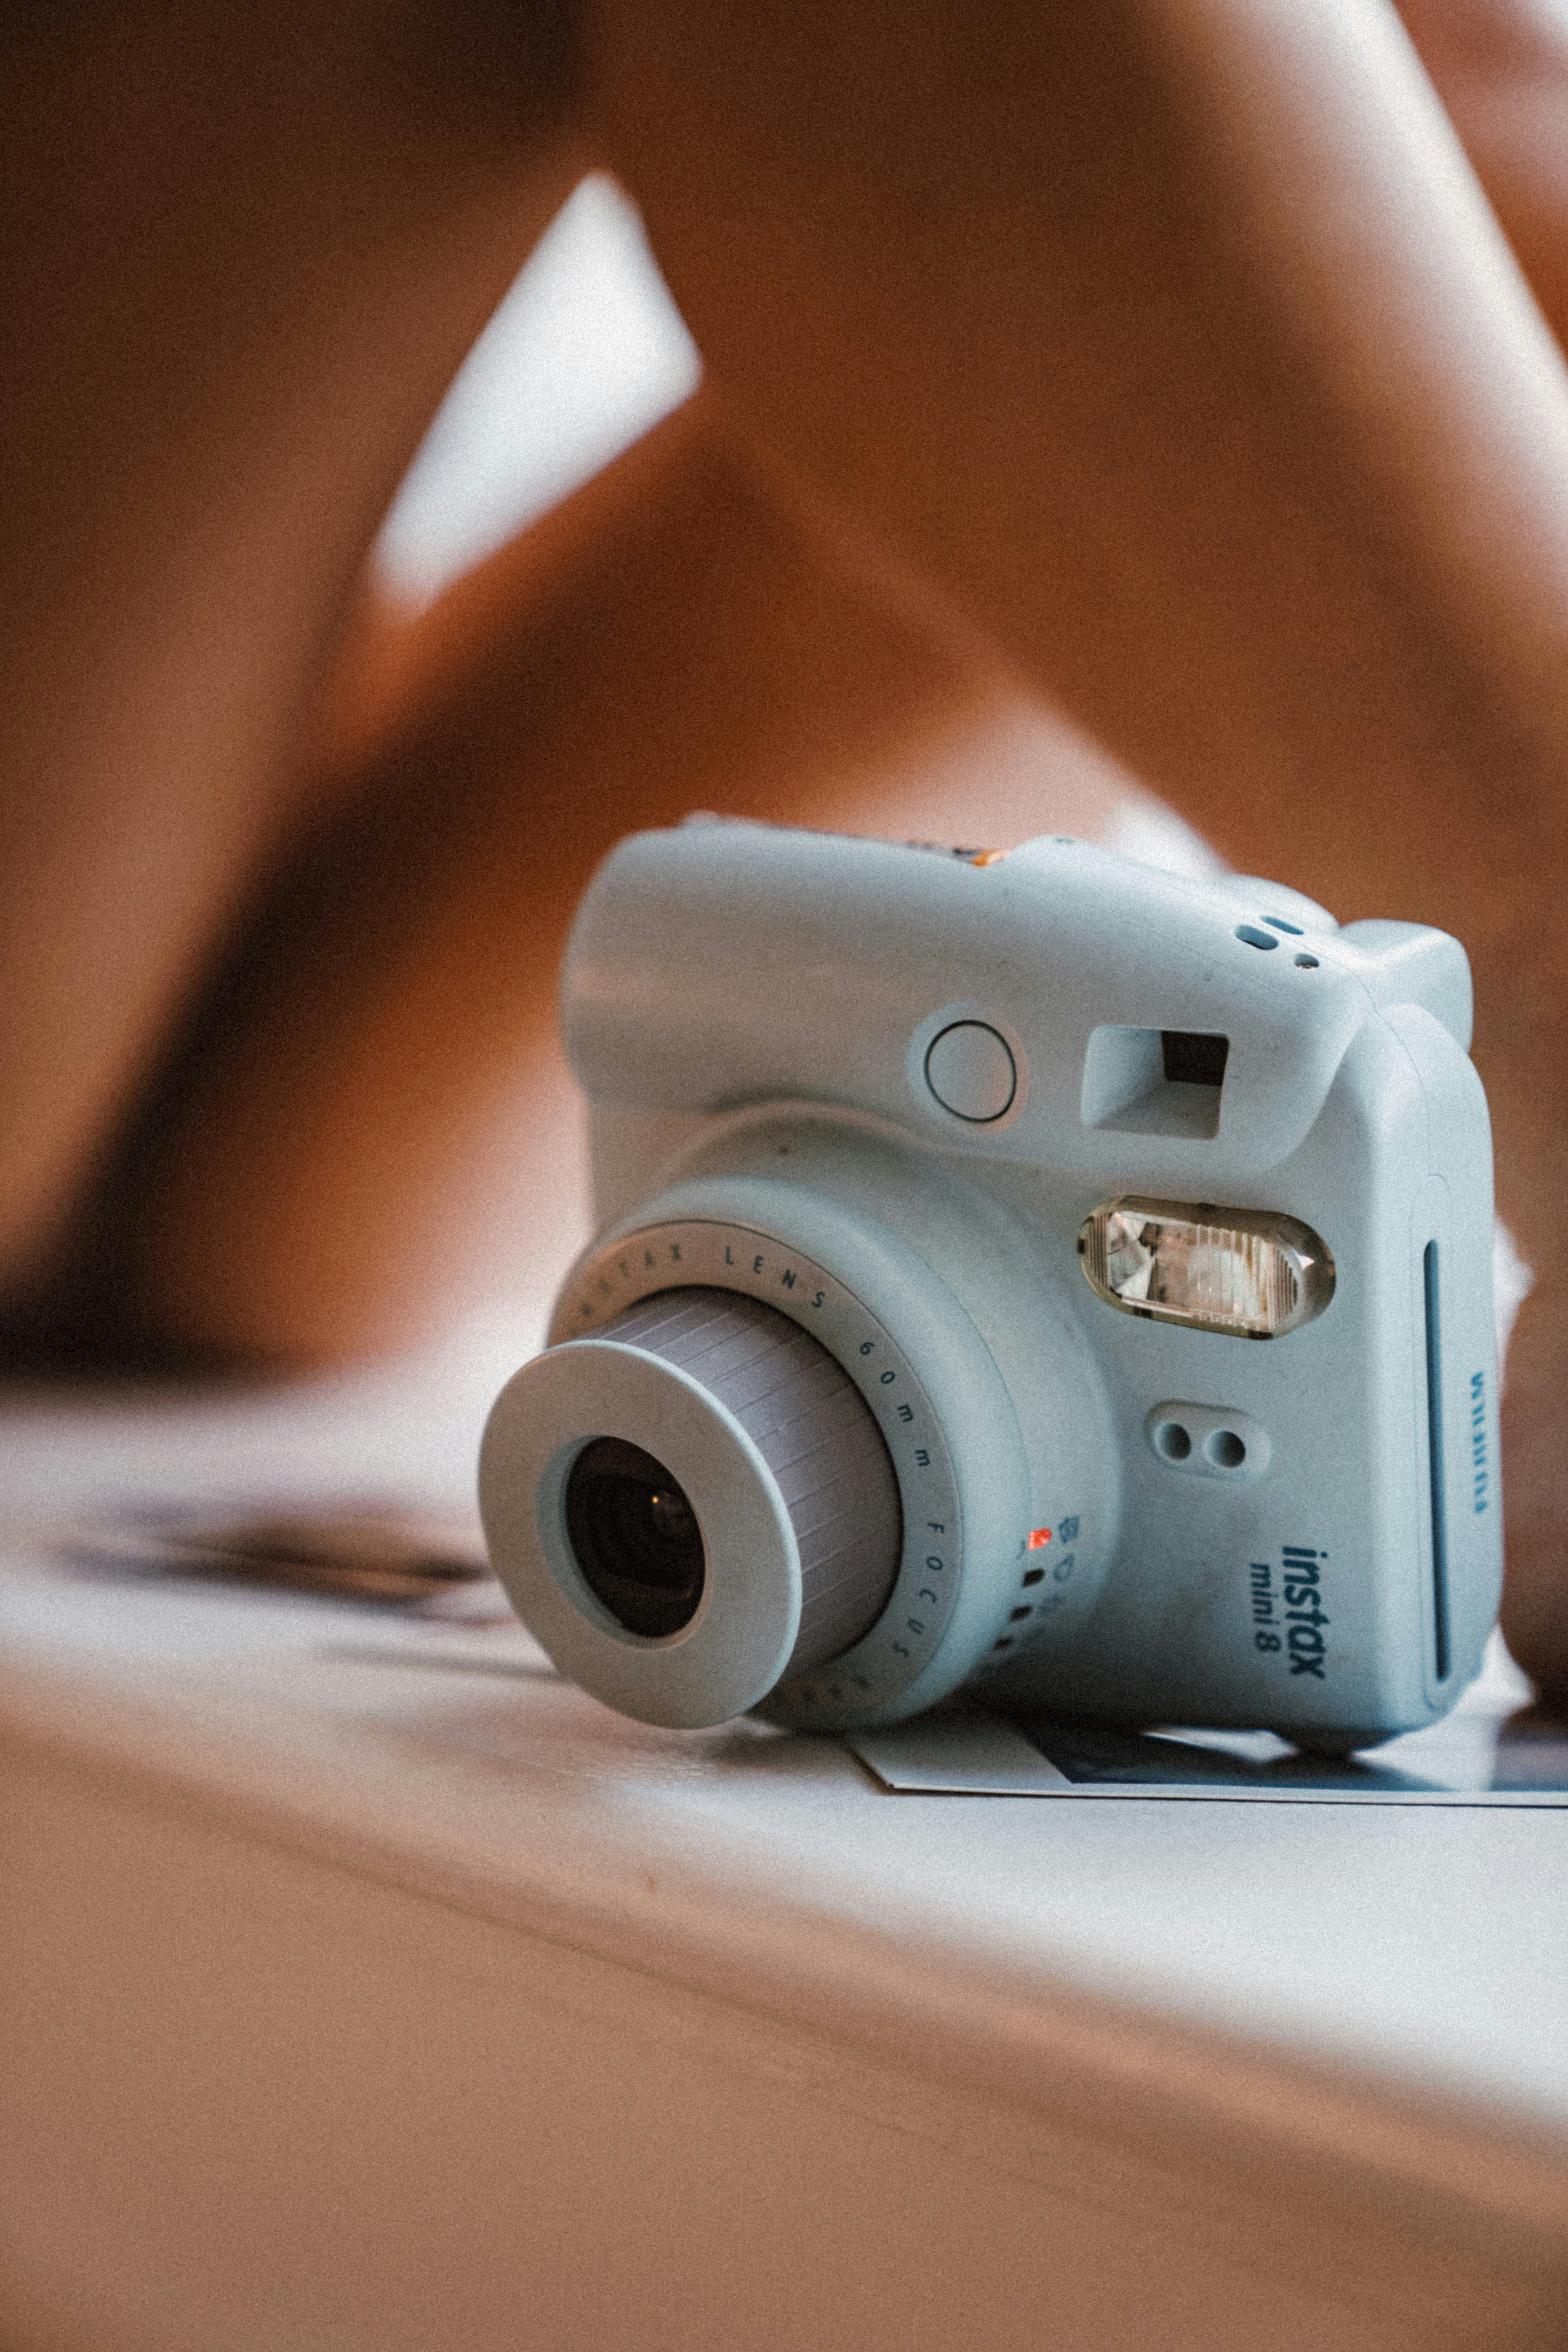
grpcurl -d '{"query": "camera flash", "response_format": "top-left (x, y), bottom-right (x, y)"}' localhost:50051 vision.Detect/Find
top-left (1078, 1199), bottom-right (1334, 1339)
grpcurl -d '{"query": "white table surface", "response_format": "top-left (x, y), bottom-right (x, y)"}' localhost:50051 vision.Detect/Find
top-left (5, 1327), bottom-right (1568, 2349)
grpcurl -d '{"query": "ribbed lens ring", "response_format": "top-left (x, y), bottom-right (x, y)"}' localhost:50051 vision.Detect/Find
top-left (570, 1287), bottom-right (902, 1672)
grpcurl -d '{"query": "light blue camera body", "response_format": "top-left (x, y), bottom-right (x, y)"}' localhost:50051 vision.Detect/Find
top-left (480, 819), bottom-right (1502, 1747)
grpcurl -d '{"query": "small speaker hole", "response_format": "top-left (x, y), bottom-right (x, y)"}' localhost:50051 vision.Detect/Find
top-left (1157, 1422), bottom-right (1192, 1461)
top-left (1022, 1566), bottom-right (1045, 1587)
top-left (1206, 1429), bottom-right (1247, 1469)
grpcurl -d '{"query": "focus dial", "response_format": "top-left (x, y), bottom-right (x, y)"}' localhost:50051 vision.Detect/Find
top-left (589, 1289), bottom-right (901, 1673)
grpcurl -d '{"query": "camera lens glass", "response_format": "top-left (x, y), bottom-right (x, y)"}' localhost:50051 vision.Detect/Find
top-left (564, 1437), bottom-right (706, 1638)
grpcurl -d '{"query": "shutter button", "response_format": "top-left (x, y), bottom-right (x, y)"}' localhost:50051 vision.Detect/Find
top-left (924, 1022), bottom-right (1017, 1122)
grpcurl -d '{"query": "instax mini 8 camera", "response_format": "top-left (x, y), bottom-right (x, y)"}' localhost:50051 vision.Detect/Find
top-left (479, 819), bottom-right (1502, 1749)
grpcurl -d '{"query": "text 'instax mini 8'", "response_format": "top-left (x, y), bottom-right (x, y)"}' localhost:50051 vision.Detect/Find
top-left (480, 819), bottom-right (1502, 1749)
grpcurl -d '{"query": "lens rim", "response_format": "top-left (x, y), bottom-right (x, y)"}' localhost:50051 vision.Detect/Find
top-left (479, 1334), bottom-right (805, 1727)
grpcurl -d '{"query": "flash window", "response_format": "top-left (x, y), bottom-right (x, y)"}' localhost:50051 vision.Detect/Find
top-left (1078, 1199), bottom-right (1335, 1339)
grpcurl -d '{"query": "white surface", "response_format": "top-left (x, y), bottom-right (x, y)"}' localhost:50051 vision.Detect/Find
top-left (0, 1296), bottom-right (548, 1528)
top-left (5, 1379), bottom-right (1568, 2349)
top-left (853, 1710), bottom-right (1075, 1792)
top-left (0, 1434), bottom-right (1564, 2136)
top-left (374, 175), bottom-right (701, 609)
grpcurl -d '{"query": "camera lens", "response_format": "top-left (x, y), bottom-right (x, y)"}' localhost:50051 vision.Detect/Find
top-left (564, 1436), bottom-right (706, 1637)
top-left (481, 1284), bottom-right (908, 1725)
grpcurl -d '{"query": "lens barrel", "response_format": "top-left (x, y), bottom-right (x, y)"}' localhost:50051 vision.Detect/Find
top-left (573, 1288), bottom-right (902, 1671)
top-left (481, 1282), bottom-right (907, 1724)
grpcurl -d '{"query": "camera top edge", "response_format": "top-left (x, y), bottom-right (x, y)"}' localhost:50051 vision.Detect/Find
top-left (559, 819), bottom-right (1475, 1184)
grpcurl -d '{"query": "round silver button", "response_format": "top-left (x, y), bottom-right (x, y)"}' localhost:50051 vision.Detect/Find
top-left (924, 1021), bottom-right (1017, 1122)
